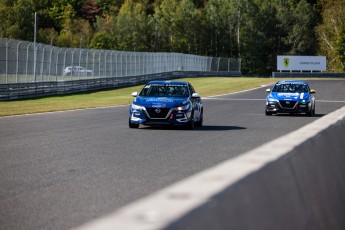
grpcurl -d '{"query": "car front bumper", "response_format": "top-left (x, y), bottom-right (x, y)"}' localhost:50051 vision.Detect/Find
top-left (266, 101), bottom-right (311, 114)
top-left (130, 109), bottom-right (192, 126)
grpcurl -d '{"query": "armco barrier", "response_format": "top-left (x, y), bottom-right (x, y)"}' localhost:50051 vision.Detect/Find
top-left (74, 106), bottom-right (345, 230)
top-left (0, 71), bottom-right (240, 101)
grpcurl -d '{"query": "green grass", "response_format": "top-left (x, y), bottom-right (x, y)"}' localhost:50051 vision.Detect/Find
top-left (0, 77), bottom-right (341, 116)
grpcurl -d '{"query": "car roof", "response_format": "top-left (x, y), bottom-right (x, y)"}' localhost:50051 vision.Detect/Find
top-left (275, 80), bottom-right (308, 85)
top-left (146, 80), bottom-right (189, 85)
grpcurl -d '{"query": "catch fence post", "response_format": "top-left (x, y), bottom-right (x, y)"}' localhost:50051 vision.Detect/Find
top-left (16, 41), bottom-right (22, 82)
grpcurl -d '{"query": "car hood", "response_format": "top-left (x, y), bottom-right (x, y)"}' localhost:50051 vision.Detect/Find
top-left (268, 92), bottom-right (310, 101)
top-left (133, 97), bottom-right (189, 108)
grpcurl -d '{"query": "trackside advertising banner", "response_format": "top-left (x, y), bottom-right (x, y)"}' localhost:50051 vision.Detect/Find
top-left (277, 56), bottom-right (326, 71)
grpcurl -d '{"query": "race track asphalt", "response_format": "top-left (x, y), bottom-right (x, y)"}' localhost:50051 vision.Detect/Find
top-left (0, 80), bottom-right (344, 230)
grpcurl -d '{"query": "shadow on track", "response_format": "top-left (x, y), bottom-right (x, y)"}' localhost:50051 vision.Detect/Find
top-left (273, 113), bottom-right (325, 118)
top-left (198, 125), bottom-right (247, 131)
top-left (140, 125), bottom-right (246, 131)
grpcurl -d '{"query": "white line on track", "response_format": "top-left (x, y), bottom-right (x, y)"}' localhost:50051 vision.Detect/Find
top-left (203, 85), bottom-right (270, 98)
top-left (317, 100), bottom-right (345, 103)
top-left (204, 98), bottom-right (345, 103)
top-left (247, 113), bottom-right (266, 116)
top-left (0, 105), bottom-right (129, 118)
top-left (203, 98), bottom-right (265, 101)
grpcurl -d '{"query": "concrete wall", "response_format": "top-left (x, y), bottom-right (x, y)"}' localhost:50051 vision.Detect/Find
top-left (74, 106), bottom-right (345, 230)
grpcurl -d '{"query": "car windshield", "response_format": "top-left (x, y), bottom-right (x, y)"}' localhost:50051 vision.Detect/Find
top-left (139, 84), bottom-right (189, 97)
top-left (272, 83), bottom-right (308, 93)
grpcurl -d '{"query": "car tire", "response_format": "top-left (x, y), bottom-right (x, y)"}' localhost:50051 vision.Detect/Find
top-left (265, 110), bottom-right (272, 116)
top-left (306, 107), bottom-right (315, 117)
top-left (129, 118), bottom-right (139, 128)
top-left (196, 110), bottom-right (203, 127)
top-left (186, 119), bottom-right (195, 130)
top-left (185, 111), bottom-right (195, 130)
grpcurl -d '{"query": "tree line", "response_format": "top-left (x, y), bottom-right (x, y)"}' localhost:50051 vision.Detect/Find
top-left (0, 0), bottom-right (344, 73)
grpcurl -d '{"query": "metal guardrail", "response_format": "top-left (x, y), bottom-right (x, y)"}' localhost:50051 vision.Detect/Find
top-left (0, 71), bottom-right (241, 101)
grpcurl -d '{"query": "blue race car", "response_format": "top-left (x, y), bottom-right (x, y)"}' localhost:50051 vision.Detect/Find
top-left (265, 80), bottom-right (316, 116)
top-left (129, 80), bottom-right (203, 129)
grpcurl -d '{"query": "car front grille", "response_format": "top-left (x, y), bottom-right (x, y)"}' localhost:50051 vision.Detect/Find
top-left (279, 100), bottom-right (297, 109)
top-left (146, 108), bottom-right (171, 119)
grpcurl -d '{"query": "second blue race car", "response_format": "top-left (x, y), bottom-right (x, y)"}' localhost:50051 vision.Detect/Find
top-left (129, 80), bottom-right (203, 129)
top-left (265, 80), bottom-right (316, 116)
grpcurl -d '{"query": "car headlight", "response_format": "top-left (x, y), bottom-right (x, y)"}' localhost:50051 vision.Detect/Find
top-left (131, 103), bottom-right (145, 110)
top-left (176, 104), bottom-right (190, 111)
top-left (267, 98), bottom-right (278, 102)
top-left (266, 98), bottom-right (278, 105)
top-left (300, 99), bottom-right (310, 104)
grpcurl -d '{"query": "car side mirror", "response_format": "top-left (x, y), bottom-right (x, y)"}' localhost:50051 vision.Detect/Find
top-left (132, 92), bottom-right (138, 97)
top-left (192, 93), bottom-right (200, 98)
top-left (310, 89), bottom-right (316, 94)
top-left (266, 89), bottom-right (271, 93)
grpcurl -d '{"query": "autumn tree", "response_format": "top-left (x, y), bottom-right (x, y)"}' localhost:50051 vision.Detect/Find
top-left (96, 0), bottom-right (124, 15)
top-left (335, 26), bottom-right (345, 70)
top-left (275, 0), bottom-right (318, 55)
top-left (205, 0), bottom-right (238, 57)
top-left (316, 0), bottom-right (345, 71)
top-left (153, 0), bottom-right (180, 51)
top-left (115, 0), bottom-right (151, 51)
top-left (239, 0), bottom-right (269, 73)
top-left (240, 0), bottom-right (318, 73)
top-left (171, 0), bottom-right (200, 53)
top-left (80, 0), bottom-right (101, 26)
top-left (0, 0), bottom-right (35, 40)
top-left (89, 14), bottom-right (117, 49)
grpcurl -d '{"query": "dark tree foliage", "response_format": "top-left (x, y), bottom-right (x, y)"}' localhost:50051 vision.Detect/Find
top-left (81, 0), bottom-right (101, 26)
top-left (1, 0), bottom-right (344, 73)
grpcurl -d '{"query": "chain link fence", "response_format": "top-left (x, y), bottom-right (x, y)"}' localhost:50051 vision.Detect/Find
top-left (0, 38), bottom-right (241, 100)
top-left (0, 38), bottom-right (241, 83)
